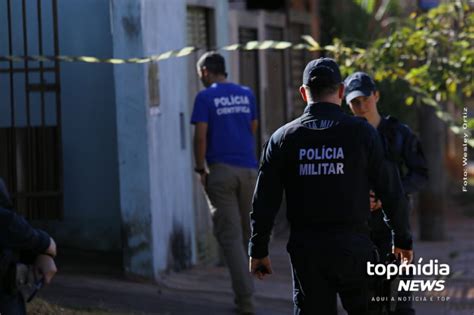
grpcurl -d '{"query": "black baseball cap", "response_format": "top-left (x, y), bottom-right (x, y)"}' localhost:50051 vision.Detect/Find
top-left (302, 58), bottom-right (342, 87)
top-left (344, 72), bottom-right (377, 103)
top-left (197, 51), bottom-right (227, 76)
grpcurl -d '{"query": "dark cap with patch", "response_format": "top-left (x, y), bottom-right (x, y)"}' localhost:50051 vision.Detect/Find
top-left (197, 51), bottom-right (227, 76)
top-left (344, 72), bottom-right (377, 103)
top-left (302, 58), bottom-right (342, 87)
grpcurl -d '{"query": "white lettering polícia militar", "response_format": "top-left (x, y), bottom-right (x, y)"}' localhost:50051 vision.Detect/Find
top-left (299, 147), bottom-right (344, 160)
top-left (298, 146), bottom-right (345, 176)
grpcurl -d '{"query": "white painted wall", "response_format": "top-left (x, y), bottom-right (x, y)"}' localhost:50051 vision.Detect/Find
top-left (111, 0), bottom-right (230, 278)
top-left (142, 0), bottom-right (196, 275)
top-left (111, 0), bottom-right (154, 277)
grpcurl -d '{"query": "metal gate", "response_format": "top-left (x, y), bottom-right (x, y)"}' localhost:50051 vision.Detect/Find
top-left (0, 0), bottom-right (62, 220)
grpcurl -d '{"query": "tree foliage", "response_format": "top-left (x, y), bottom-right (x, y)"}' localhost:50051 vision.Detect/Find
top-left (319, 0), bottom-right (474, 145)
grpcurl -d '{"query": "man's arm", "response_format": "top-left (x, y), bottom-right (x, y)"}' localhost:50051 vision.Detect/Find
top-left (194, 122), bottom-right (208, 167)
top-left (0, 179), bottom-right (58, 284)
top-left (0, 206), bottom-right (51, 255)
top-left (249, 128), bottom-right (285, 259)
top-left (0, 206), bottom-right (58, 284)
top-left (190, 91), bottom-right (209, 170)
top-left (365, 124), bottom-right (413, 258)
top-left (1, 178), bottom-right (56, 258)
top-left (249, 129), bottom-right (286, 279)
top-left (193, 122), bottom-right (208, 185)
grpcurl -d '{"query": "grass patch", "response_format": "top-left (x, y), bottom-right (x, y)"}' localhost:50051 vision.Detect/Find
top-left (27, 299), bottom-right (132, 315)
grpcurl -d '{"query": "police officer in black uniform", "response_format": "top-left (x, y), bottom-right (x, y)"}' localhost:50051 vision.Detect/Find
top-left (0, 178), bottom-right (57, 314)
top-left (248, 58), bottom-right (414, 315)
top-left (345, 72), bottom-right (428, 315)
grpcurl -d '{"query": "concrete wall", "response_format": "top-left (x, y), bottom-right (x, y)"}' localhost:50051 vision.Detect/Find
top-left (111, 0), bottom-right (157, 278)
top-left (55, 0), bottom-right (121, 251)
top-left (142, 0), bottom-right (197, 274)
top-left (0, 0), bottom-right (122, 251)
top-left (1, 0), bottom-right (230, 278)
top-left (111, 0), bottom-right (226, 277)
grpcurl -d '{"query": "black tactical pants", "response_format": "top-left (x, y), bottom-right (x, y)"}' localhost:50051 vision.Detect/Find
top-left (370, 210), bottom-right (416, 315)
top-left (288, 232), bottom-right (376, 315)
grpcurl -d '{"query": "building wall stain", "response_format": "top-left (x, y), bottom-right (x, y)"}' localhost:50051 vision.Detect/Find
top-left (121, 4), bottom-right (141, 38)
top-left (121, 210), bottom-right (153, 276)
top-left (168, 222), bottom-right (192, 272)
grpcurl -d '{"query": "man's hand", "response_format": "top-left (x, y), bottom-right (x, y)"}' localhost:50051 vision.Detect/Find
top-left (369, 190), bottom-right (382, 212)
top-left (249, 256), bottom-right (273, 280)
top-left (393, 247), bottom-right (414, 264)
top-left (34, 255), bottom-right (57, 285)
top-left (46, 237), bottom-right (57, 257)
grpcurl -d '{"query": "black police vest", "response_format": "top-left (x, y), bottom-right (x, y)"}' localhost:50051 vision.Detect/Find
top-left (280, 105), bottom-right (373, 231)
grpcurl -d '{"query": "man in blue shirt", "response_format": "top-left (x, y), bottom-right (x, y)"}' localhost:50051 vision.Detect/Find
top-left (191, 52), bottom-right (258, 315)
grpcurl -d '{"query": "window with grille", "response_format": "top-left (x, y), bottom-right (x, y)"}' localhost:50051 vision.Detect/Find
top-left (186, 6), bottom-right (213, 50)
top-left (186, 6), bottom-right (215, 113)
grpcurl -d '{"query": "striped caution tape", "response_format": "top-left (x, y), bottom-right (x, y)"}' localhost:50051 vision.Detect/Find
top-left (1, 34), bottom-right (471, 147)
top-left (0, 36), bottom-right (326, 64)
top-left (0, 46), bottom-right (199, 64)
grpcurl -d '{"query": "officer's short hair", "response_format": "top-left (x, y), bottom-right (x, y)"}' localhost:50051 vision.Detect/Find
top-left (308, 83), bottom-right (341, 99)
top-left (197, 51), bottom-right (227, 76)
top-left (302, 58), bottom-right (342, 100)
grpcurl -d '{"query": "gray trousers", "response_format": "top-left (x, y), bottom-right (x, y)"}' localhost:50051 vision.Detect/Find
top-left (205, 163), bottom-right (256, 299)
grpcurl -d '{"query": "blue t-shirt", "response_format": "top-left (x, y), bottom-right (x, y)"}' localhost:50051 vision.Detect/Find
top-left (191, 82), bottom-right (258, 169)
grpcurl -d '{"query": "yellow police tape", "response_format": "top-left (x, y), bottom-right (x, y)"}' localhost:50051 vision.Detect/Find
top-left (0, 35), bottom-right (471, 147)
top-left (0, 36), bottom-right (329, 64)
